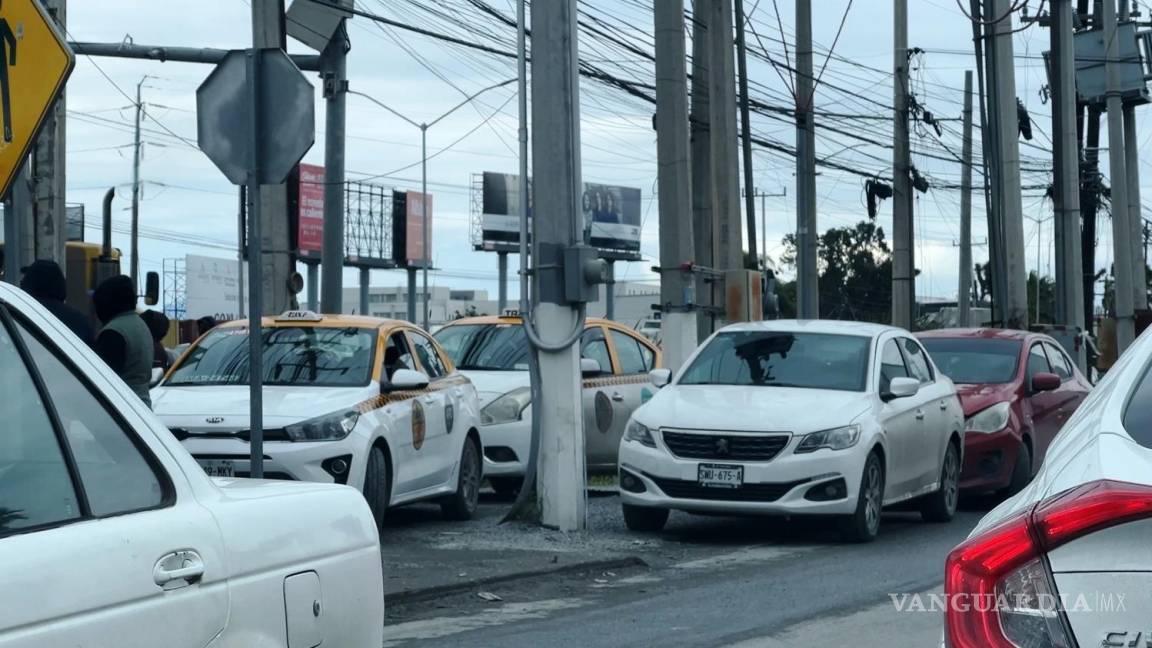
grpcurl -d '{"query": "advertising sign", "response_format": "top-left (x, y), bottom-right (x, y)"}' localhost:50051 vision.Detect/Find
top-left (297, 163), bottom-right (325, 258)
top-left (406, 191), bottom-right (432, 266)
top-left (185, 254), bottom-right (245, 321)
top-left (480, 171), bottom-right (530, 245)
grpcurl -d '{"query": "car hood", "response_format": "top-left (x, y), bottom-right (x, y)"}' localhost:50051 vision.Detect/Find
top-left (638, 384), bottom-right (872, 433)
top-left (151, 384), bottom-right (374, 430)
top-left (457, 370), bottom-right (529, 405)
top-left (953, 382), bottom-right (1019, 417)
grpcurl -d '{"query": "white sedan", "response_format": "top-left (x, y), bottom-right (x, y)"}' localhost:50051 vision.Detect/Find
top-left (618, 320), bottom-right (964, 542)
top-left (0, 285), bottom-right (383, 646)
top-left (153, 311), bottom-right (484, 528)
top-left (942, 329), bottom-right (1152, 647)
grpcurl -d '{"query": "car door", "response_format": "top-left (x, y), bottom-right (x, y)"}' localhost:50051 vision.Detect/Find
top-left (406, 329), bottom-right (454, 489)
top-left (876, 336), bottom-right (921, 498)
top-left (0, 303), bottom-right (228, 647)
top-left (898, 336), bottom-right (951, 492)
top-left (1041, 341), bottom-right (1084, 453)
top-left (580, 325), bottom-right (618, 469)
top-left (380, 329), bottom-right (422, 498)
top-left (1024, 341), bottom-right (1061, 463)
top-left (605, 327), bottom-right (658, 464)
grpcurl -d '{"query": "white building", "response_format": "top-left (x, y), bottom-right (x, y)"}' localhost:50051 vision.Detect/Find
top-left (340, 285), bottom-right (498, 326)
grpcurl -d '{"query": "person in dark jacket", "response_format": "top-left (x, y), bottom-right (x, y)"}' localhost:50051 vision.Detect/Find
top-left (139, 309), bottom-right (172, 371)
top-left (92, 275), bottom-right (154, 407)
top-left (19, 259), bottom-right (94, 346)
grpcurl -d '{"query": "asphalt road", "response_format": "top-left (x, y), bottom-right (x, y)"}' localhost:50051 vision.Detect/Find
top-left (381, 493), bottom-right (992, 647)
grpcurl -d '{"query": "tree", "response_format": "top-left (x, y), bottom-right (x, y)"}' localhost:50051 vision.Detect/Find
top-left (1027, 272), bottom-right (1056, 324)
top-left (781, 220), bottom-right (894, 322)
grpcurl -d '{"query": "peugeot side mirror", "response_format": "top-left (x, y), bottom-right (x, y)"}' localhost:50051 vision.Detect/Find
top-left (581, 358), bottom-right (603, 376)
top-left (386, 369), bottom-right (429, 392)
top-left (883, 377), bottom-right (920, 401)
top-left (649, 368), bottom-right (672, 388)
top-left (1032, 372), bottom-right (1061, 393)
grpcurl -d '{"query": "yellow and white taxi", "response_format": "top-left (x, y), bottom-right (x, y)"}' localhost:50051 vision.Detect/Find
top-left (152, 311), bottom-right (483, 528)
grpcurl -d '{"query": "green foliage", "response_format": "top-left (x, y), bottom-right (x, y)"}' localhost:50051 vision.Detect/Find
top-left (781, 221), bottom-right (894, 322)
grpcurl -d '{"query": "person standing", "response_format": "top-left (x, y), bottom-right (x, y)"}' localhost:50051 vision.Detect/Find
top-left (19, 259), bottom-right (94, 346)
top-left (139, 309), bottom-right (173, 371)
top-left (92, 275), bottom-right (154, 407)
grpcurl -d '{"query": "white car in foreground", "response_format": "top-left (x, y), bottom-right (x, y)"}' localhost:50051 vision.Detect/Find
top-left (152, 312), bottom-right (484, 528)
top-left (943, 329), bottom-right (1152, 647)
top-left (618, 320), bottom-right (964, 542)
top-left (0, 285), bottom-right (383, 646)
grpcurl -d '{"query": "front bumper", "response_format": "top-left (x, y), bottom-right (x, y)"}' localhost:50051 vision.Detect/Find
top-left (180, 436), bottom-right (363, 488)
top-left (617, 432), bottom-right (868, 516)
top-left (479, 418), bottom-right (531, 477)
top-left (959, 427), bottom-right (1019, 493)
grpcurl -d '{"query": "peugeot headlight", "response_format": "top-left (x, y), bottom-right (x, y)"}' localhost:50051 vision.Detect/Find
top-left (624, 420), bottom-right (656, 448)
top-left (965, 401), bottom-right (1011, 433)
top-left (795, 424), bottom-right (861, 454)
top-left (283, 409), bottom-right (360, 442)
top-left (481, 387), bottom-right (532, 426)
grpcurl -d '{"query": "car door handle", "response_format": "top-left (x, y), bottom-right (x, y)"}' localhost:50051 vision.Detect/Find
top-left (154, 550), bottom-right (205, 589)
top-left (915, 410), bottom-right (926, 421)
top-left (611, 392), bottom-right (625, 402)
top-left (421, 395), bottom-right (437, 404)
top-left (939, 401), bottom-right (948, 411)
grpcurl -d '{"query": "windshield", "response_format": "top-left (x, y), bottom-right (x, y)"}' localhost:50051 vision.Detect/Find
top-left (166, 326), bottom-right (377, 387)
top-left (920, 337), bottom-right (1022, 384)
top-left (679, 331), bottom-right (870, 391)
top-left (434, 324), bottom-right (529, 371)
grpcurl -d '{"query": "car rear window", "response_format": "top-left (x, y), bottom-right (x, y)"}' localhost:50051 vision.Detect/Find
top-left (434, 324), bottom-right (529, 371)
top-left (920, 337), bottom-right (1021, 384)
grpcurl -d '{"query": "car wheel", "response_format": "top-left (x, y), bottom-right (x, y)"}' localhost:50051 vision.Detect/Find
top-left (839, 451), bottom-right (884, 543)
top-left (622, 503), bottom-right (669, 532)
top-left (363, 445), bottom-right (390, 532)
top-left (920, 441), bottom-right (960, 523)
top-left (488, 476), bottom-right (523, 496)
top-left (997, 441), bottom-right (1032, 499)
top-left (442, 437), bottom-right (482, 521)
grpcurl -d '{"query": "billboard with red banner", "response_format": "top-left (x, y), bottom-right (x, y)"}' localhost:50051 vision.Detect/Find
top-left (297, 163), bottom-right (325, 258)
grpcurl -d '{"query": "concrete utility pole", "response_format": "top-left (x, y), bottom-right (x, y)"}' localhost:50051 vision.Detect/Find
top-left (892, 0), bottom-right (914, 329)
top-left (532, 0), bottom-right (587, 531)
top-left (1082, 107), bottom-right (1102, 328)
top-left (990, 0), bottom-right (1029, 328)
top-left (1049, 0), bottom-right (1085, 344)
top-left (734, 0), bottom-right (757, 263)
top-left (497, 251), bottom-right (508, 312)
top-left (320, 24), bottom-right (348, 315)
top-left (3, 165), bottom-right (31, 283)
top-left (690, 3), bottom-right (714, 339)
top-left (605, 260), bottom-right (615, 320)
top-left (794, 0), bottom-right (818, 319)
top-left (130, 77), bottom-right (145, 290)
top-left (1104, 0), bottom-right (1136, 352)
top-left (655, 0), bottom-right (697, 372)
top-left (1121, 0), bottom-right (1147, 312)
top-left (32, 0), bottom-right (67, 267)
top-left (709, 0), bottom-right (742, 308)
top-left (959, 70), bottom-right (974, 327)
top-left (358, 267), bottom-right (368, 314)
top-left (971, 0), bottom-right (1005, 325)
top-left (253, 0), bottom-right (296, 316)
top-left (306, 263), bottom-right (318, 310)
top-left (406, 268), bottom-right (417, 323)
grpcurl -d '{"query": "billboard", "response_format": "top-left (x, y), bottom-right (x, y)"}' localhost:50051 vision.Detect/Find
top-left (479, 171), bottom-right (641, 253)
top-left (66, 204), bottom-right (84, 241)
top-left (185, 254), bottom-right (245, 321)
top-left (391, 190), bottom-right (432, 267)
top-left (297, 163), bottom-right (325, 258)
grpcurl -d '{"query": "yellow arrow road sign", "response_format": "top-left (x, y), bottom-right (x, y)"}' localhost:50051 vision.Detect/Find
top-left (0, 0), bottom-right (74, 197)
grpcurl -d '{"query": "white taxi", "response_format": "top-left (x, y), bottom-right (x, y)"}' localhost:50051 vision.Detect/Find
top-left (0, 285), bottom-right (384, 646)
top-left (434, 313), bottom-right (662, 494)
top-left (152, 311), bottom-right (483, 527)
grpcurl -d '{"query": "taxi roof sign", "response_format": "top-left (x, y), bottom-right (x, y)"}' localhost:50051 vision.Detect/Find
top-left (275, 310), bottom-right (324, 322)
top-left (0, 0), bottom-right (74, 197)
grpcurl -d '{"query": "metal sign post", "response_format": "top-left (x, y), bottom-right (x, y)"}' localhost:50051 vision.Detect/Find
top-left (246, 48), bottom-right (265, 477)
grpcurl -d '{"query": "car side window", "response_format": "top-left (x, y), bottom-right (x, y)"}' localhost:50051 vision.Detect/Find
top-left (1043, 343), bottom-right (1074, 381)
top-left (901, 338), bottom-right (934, 384)
top-left (409, 331), bottom-right (447, 380)
top-left (383, 332), bottom-right (415, 380)
top-left (0, 314), bottom-right (82, 534)
top-left (879, 339), bottom-right (910, 394)
top-left (581, 327), bottom-right (613, 374)
top-left (1027, 344), bottom-right (1051, 379)
top-left (611, 330), bottom-right (648, 375)
top-left (14, 318), bottom-right (166, 517)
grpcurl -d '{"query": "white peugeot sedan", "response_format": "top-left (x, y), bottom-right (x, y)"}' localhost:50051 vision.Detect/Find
top-left (0, 285), bottom-right (384, 646)
top-left (618, 320), bottom-right (964, 542)
top-left (152, 311), bottom-right (483, 528)
top-left (434, 313), bottom-right (661, 493)
top-left (942, 328), bottom-right (1152, 647)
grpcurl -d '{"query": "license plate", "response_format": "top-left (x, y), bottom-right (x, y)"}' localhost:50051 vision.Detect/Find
top-left (698, 463), bottom-right (743, 488)
top-left (198, 459), bottom-right (235, 478)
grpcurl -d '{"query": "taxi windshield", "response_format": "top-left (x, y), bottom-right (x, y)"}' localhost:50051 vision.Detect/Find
top-left (166, 326), bottom-right (377, 387)
top-left (434, 324), bottom-right (529, 371)
top-left (679, 331), bottom-right (871, 391)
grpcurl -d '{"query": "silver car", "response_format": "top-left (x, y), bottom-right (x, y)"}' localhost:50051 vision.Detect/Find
top-left (942, 332), bottom-right (1152, 648)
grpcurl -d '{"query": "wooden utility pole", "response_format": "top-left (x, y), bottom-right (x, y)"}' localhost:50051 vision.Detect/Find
top-left (959, 71), bottom-right (974, 326)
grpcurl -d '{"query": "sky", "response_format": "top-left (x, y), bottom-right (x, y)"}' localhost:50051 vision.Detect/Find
top-left (42, 0), bottom-right (1152, 313)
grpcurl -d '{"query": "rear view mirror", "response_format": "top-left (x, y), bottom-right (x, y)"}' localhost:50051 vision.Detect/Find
top-left (387, 369), bottom-right (429, 392)
top-left (144, 272), bottom-right (160, 306)
top-left (1032, 372), bottom-right (1061, 393)
top-left (649, 368), bottom-right (672, 388)
top-left (883, 377), bottom-right (920, 401)
top-left (581, 358), bottom-right (603, 376)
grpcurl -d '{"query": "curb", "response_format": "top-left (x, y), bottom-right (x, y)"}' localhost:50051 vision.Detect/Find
top-left (384, 555), bottom-right (648, 607)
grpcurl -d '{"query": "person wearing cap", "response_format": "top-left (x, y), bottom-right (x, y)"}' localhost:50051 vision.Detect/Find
top-left (92, 275), bottom-right (154, 407)
top-left (19, 259), bottom-right (94, 346)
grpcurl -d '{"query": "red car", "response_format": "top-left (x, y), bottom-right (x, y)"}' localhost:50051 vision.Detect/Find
top-left (916, 329), bottom-right (1091, 496)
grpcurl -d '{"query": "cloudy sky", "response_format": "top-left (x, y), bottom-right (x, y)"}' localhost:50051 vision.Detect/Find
top-left (47, 0), bottom-right (1151, 311)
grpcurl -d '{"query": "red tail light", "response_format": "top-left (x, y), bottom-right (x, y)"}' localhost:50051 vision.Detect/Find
top-left (945, 480), bottom-right (1152, 648)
